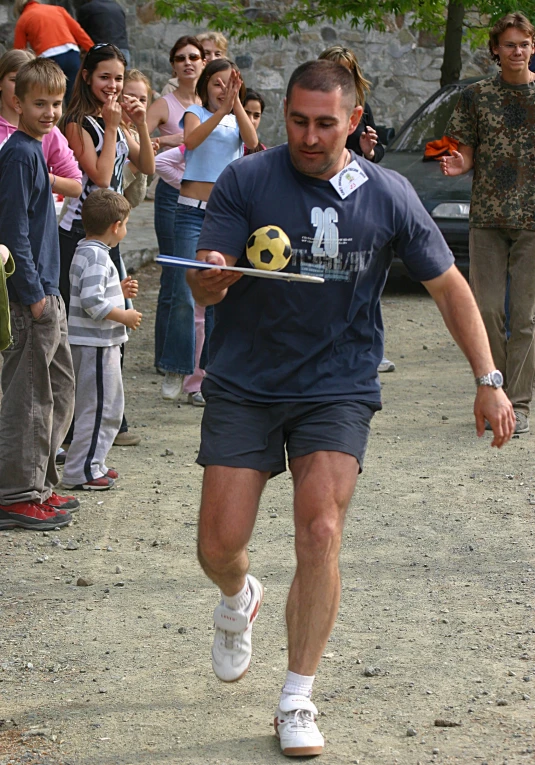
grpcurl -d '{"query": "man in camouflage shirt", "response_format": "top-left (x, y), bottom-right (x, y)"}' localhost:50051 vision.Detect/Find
top-left (442, 12), bottom-right (535, 434)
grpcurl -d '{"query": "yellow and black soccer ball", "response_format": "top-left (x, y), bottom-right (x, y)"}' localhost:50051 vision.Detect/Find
top-left (246, 225), bottom-right (292, 271)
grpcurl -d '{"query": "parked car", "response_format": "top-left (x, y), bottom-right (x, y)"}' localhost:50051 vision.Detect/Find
top-left (381, 78), bottom-right (482, 273)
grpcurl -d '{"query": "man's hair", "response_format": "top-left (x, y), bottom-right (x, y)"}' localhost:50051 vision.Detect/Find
top-left (318, 46), bottom-right (370, 108)
top-left (244, 88), bottom-right (265, 113)
top-left (15, 57), bottom-right (66, 100)
top-left (489, 12), bottom-right (535, 64)
top-left (169, 35), bottom-right (205, 65)
top-left (197, 31), bottom-right (228, 54)
top-left (286, 60), bottom-right (358, 109)
top-left (81, 189), bottom-right (131, 236)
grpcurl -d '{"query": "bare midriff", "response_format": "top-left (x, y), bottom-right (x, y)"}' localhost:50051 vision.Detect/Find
top-left (180, 179), bottom-right (215, 202)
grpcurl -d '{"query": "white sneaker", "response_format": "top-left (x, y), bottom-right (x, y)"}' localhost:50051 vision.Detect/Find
top-left (378, 356), bottom-right (395, 373)
top-left (275, 695), bottom-right (324, 757)
top-left (211, 574), bottom-right (263, 682)
top-left (188, 391), bottom-right (206, 407)
top-left (161, 372), bottom-right (184, 401)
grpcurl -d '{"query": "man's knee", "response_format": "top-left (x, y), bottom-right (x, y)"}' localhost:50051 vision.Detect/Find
top-left (197, 531), bottom-right (243, 574)
top-left (295, 514), bottom-right (343, 565)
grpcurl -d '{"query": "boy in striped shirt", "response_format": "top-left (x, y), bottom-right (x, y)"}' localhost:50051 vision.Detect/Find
top-left (63, 189), bottom-right (142, 491)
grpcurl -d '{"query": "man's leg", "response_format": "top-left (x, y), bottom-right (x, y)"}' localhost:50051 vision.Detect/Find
top-left (504, 229), bottom-right (535, 419)
top-left (287, 450), bottom-right (358, 674)
top-left (469, 227), bottom-right (509, 380)
top-left (198, 465), bottom-right (269, 682)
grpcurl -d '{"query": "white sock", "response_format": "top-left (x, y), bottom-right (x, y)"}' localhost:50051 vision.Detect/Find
top-left (221, 579), bottom-right (250, 612)
top-left (281, 670), bottom-right (315, 699)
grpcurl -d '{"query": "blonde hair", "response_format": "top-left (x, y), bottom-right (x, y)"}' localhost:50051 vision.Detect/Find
top-left (13, 0), bottom-right (33, 19)
top-left (15, 57), bottom-right (66, 100)
top-left (197, 31), bottom-right (228, 54)
top-left (124, 68), bottom-right (153, 104)
top-left (318, 46), bottom-right (370, 108)
top-left (0, 48), bottom-right (34, 89)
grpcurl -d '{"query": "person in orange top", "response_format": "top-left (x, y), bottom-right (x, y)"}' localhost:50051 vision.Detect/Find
top-left (13, 0), bottom-right (93, 103)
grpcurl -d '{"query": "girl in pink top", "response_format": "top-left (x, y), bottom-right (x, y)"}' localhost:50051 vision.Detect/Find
top-left (0, 50), bottom-right (82, 198)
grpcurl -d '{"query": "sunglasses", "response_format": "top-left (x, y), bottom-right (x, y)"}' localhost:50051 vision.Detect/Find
top-left (174, 53), bottom-right (203, 63)
top-left (86, 43), bottom-right (124, 60)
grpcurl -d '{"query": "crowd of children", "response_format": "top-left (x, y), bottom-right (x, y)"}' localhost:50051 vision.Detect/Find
top-left (0, 33), bottom-right (268, 531)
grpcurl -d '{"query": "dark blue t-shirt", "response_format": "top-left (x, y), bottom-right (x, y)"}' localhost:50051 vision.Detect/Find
top-left (197, 144), bottom-right (454, 405)
top-left (0, 131), bottom-right (60, 304)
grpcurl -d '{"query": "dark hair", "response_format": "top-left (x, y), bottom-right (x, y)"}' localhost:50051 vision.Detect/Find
top-left (15, 57), bottom-right (66, 100)
top-left (286, 60), bottom-right (358, 108)
top-left (244, 88), bottom-right (265, 112)
top-left (60, 44), bottom-right (127, 140)
top-left (196, 59), bottom-right (245, 108)
top-left (318, 46), bottom-right (370, 107)
top-left (169, 35), bottom-right (205, 65)
top-left (82, 189), bottom-right (131, 235)
top-left (488, 12), bottom-right (535, 64)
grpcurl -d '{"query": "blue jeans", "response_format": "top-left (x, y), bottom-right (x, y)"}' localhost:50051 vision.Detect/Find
top-left (154, 179), bottom-right (179, 367)
top-left (158, 203), bottom-right (204, 375)
top-left (48, 49), bottom-right (81, 104)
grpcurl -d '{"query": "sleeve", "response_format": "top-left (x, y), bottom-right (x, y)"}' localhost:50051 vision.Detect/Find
top-left (180, 104), bottom-right (204, 130)
top-left (362, 103), bottom-right (385, 164)
top-left (392, 175), bottom-right (455, 282)
top-left (445, 87), bottom-right (478, 147)
top-left (78, 252), bottom-right (113, 321)
top-left (0, 157), bottom-right (45, 304)
top-left (62, 8), bottom-right (94, 51)
top-left (42, 128), bottom-right (82, 182)
top-left (13, 18), bottom-right (27, 49)
top-left (197, 164), bottom-right (250, 259)
top-left (154, 147), bottom-right (186, 187)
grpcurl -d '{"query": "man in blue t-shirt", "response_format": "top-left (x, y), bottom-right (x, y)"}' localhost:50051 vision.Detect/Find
top-left (187, 61), bottom-right (514, 757)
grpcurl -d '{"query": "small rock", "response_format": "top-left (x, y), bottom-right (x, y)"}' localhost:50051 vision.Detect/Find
top-left (432, 749), bottom-right (439, 755)
top-left (36, 557), bottom-right (45, 563)
top-left (114, 581), bottom-right (125, 587)
top-left (496, 699), bottom-right (508, 706)
top-left (160, 448), bottom-right (174, 457)
top-left (98, 687), bottom-right (107, 694)
top-left (66, 540), bottom-right (79, 550)
top-left (106, 546), bottom-right (113, 552)
top-left (163, 622), bottom-right (171, 629)
top-left (441, 415), bottom-right (448, 421)
top-left (508, 670), bottom-right (516, 676)
top-left (77, 576), bottom-right (94, 587)
top-left (522, 693), bottom-right (530, 700)
top-left (363, 666), bottom-right (380, 677)
top-left (270, 513), bottom-right (278, 518)
top-left (115, 565), bottom-right (122, 574)
top-left (423, 344), bottom-right (428, 350)
top-left (406, 727), bottom-right (417, 737)
top-left (177, 627), bottom-right (187, 634)
top-left (22, 727), bottom-right (52, 739)
top-left (523, 676), bottom-right (531, 682)
top-left (434, 719), bottom-right (461, 727)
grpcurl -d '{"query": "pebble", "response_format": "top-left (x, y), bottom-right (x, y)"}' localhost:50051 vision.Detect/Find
top-left (177, 627), bottom-right (187, 634)
top-left (66, 540), bottom-right (79, 550)
top-left (98, 687), bottom-right (107, 693)
top-left (115, 565), bottom-right (123, 574)
top-left (522, 693), bottom-right (530, 700)
top-left (363, 666), bottom-right (380, 677)
top-left (496, 699), bottom-right (508, 706)
top-left (432, 748), bottom-right (439, 755)
top-left (441, 415), bottom-right (448, 421)
top-left (423, 345), bottom-right (428, 350)
top-left (163, 622), bottom-right (171, 629)
top-left (270, 513), bottom-right (278, 518)
top-left (160, 448), bottom-right (174, 457)
top-left (114, 581), bottom-right (125, 587)
top-left (406, 727), bottom-right (417, 737)
top-left (434, 719), bottom-right (461, 727)
top-left (77, 576), bottom-right (94, 587)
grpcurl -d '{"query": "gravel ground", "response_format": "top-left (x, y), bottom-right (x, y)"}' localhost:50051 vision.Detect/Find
top-left (1, 265), bottom-right (533, 765)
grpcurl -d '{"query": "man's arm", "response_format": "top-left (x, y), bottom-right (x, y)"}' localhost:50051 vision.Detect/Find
top-left (187, 250), bottom-right (242, 307)
top-left (423, 264), bottom-right (515, 448)
top-left (440, 144), bottom-right (474, 176)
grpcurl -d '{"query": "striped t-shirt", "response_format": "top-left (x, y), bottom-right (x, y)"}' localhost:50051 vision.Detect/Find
top-left (68, 239), bottom-right (128, 347)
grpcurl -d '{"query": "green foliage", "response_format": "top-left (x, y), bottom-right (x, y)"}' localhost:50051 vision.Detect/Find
top-left (155, 0), bottom-right (535, 45)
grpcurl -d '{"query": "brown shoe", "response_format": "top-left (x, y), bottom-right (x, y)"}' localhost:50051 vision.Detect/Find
top-left (113, 431), bottom-right (141, 446)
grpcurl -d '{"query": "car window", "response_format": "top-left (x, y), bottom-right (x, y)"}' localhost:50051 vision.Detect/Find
top-left (388, 86), bottom-right (462, 153)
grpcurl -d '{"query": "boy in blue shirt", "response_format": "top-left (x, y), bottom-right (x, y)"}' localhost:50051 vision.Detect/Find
top-left (0, 58), bottom-right (77, 530)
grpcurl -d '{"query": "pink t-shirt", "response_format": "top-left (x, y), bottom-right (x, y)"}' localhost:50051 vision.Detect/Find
top-left (154, 144), bottom-right (186, 190)
top-left (0, 116), bottom-right (82, 181)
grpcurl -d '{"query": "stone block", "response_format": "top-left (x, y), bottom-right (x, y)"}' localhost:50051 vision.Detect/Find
top-left (321, 27), bottom-right (337, 42)
top-left (235, 53), bottom-right (254, 69)
top-left (256, 70), bottom-right (285, 90)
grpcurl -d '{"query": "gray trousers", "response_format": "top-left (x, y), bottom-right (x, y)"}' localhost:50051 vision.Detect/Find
top-left (469, 227), bottom-right (535, 416)
top-left (0, 296), bottom-right (75, 504)
top-left (62, 345), bottom-right (123, 486)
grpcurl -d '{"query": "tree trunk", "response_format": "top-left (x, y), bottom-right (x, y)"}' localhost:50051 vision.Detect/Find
top-left (440, 0), bottom-right (465, 87)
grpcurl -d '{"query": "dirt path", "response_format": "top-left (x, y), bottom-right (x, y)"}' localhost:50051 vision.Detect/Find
top-left (1, 266), bottom-right (533, 765)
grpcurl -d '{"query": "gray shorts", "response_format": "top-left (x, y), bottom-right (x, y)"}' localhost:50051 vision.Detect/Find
top-left (197, 380), bottom-right (376, 476)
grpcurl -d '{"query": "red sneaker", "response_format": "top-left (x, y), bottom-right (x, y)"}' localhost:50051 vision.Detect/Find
top-left (0, 501), bottom-right (72, 530)
top-left (63, 476), bottom-right (115, 491)
top-left (106, 468), bottom-right (119, 480)
top-left (43, 492), bottom-right (80, 512)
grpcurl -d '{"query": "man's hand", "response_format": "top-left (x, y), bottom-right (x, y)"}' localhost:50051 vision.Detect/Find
top-left (194, 252), bottom-right (242, 296)
top-left (440, 150), bottom-right (466, 176)
top-left (0, 244), bottom-right (10, 266)
top-left (474, 386), bottom-right (515, 448)
top-left (30, 297), bottom-right (46, 319)
top-left (121, 275), bottom-right (138, 299)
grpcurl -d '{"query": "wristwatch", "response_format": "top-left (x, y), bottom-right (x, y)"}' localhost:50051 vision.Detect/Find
top-left (475, 370), bottom-right (503, 388)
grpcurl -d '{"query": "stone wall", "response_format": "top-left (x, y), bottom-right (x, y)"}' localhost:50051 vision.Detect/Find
top-left (0, 1), bottom-right (497, 146)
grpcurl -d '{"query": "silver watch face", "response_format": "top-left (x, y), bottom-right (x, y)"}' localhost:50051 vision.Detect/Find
top-left (490, 370), bottom-right (504, 387)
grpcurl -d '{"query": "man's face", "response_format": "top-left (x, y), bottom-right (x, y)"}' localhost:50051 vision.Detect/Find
top-left (493, 26), bottom-right (534, 78)
top-left (284, 85), bottom-right (362, 180)
top-left (14, 87), bottom-right (63, 140)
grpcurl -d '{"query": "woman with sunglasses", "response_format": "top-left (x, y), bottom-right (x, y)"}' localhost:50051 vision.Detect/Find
top-left (146, 36), bottom-right (205, 377)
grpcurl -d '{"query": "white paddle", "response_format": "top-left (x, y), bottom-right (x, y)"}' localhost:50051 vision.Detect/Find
top-left (156, 255), bottom-right (325, 284)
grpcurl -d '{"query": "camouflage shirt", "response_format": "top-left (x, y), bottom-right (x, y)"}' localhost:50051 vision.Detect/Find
top-left (446, 74), bottom-right (535, 230)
